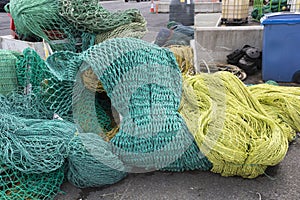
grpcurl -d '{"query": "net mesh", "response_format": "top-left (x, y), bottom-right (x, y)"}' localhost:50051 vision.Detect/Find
top-left (46, 37), bottom-right (212, 172)
top-left (249, 83), bottom-right (300, 135)
top-left (0, 48), bottom-right (128, 198)
top-left (0, 50), bottom-right (19, 95)
top-left (8, 0), bottom-right (147, 52)
top-left (0, 164), bottom-right (65, 200)
top-left (179, 72), bottom-right (295, 178)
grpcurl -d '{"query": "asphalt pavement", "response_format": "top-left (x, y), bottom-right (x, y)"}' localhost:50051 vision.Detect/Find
top-left (0, 1), bottom-right (300, 200)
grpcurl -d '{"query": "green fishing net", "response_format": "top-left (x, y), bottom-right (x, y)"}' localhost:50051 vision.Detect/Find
top-left (0, 47), bottom-right (128, 199)
top-left (8, 0), bottom-right (147, 52)
top-left (0, 164), bottom-right (65, 200)
top-left (67, 133), bottom-right (127, 188)
top-left (15, 47), bottom-right (114, 134)
top-left (46, 37), bottom-right (212, 172)
top-left (0, 92), bottom-right (74, 199)
top-left (59, 0), bottom-right (145, 34)
top-left (0, 50), bottom-right (19, 95)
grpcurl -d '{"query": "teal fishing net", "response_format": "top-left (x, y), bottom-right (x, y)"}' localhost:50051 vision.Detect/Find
top-left (0, 50), bottom-right (19, 95)
top-left (47, 37), bottom-right (212, 172)
top-left (0, 47), bottom-right (128, 199)
top-left (0, 164), bottom-right (65, 200)
top-left (67, 133), bottom-right (127, 188)
top-left (8, 0), bottom-right (147, 52)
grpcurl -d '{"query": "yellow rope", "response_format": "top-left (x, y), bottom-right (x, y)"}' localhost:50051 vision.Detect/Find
top-left (81, 68), bottom-right (105, 93)
top-left (103, 126), bottom-right (120, 142)
top-left (168, 45), bottom-right (195, 76)
top-left (179, 71), bottom-right (293, 178)
top-left (249, 83), bottom-right (300, 141)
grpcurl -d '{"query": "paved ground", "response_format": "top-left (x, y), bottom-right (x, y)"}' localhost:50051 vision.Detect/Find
top-left (1, 1), bottom-right (300, 200)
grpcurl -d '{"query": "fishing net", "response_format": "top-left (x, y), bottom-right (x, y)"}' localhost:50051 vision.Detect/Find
top-left (0, 91), bottom-right (73, 199)
top-left (8, 0), bottom-right (147, 52)
top-left (168, 45), bottom-right (195, 76)
top-left (59, 0), bottom-right (145, 34)
top-left (0, 46), bottom-right (128, 199)
top-left (0, 50), bottom-right (20, 95)
top-left (67, 132), bottom-right (127, 188)
top-left (179, 71), bottom-right (294, 178)
top-left (46, 37), bottom-right (212, 172)
top-left (9, 0), bottom-right (83, 52)
top-left (15, 47), bottom-right (115, 134)
top-left (249, 83), bottom-right (300, 135)
top-left (154, 28), bottom-right (192, 47)
top-left (0, 164), bottom-right (65, 200)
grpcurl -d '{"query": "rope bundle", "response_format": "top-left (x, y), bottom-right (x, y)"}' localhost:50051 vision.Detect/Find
top-left (179, 72), bottom-right (293, 178)
top-left (249, 83), bottom-right (300, 137)
top-left (168, 45), bottom-right (195, 76)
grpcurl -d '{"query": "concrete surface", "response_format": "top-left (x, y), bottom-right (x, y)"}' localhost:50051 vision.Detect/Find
top-left (1, 1), bottom-right (300, 200)
top-left (194, 25), bottom-right (263, 72)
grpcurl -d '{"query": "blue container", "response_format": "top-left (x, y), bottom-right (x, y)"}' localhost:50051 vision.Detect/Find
top-left (261, 13), bottom-right (300, 82)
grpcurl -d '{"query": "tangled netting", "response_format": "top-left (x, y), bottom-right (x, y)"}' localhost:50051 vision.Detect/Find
top-left (168, 45), bottom-right (195, 76)
top-left (46, 37), bottom-right (212, 172)
top-left (15, 48), bottom-right (115, 134)
top-left (249, 84), bottom-right (300, 134)
top-left (179, 72), bottom-right (295, 178)
top-left (154, 21), bottom-right (194, 47)
top-left (0, 50), bottom-right (19, 95)
top-left (9, 0), bottom-right (147, 52)
top-left (0, 49), bottom-right (128, 199)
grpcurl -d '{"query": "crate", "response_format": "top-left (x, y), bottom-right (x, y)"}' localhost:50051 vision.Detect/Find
top-left (261, 13), bottom-right (300, 82)
top-left (221, 0), bottom-right (250, 24)
top-left (288, 0), bottom-right (300, 11)
top-left (252, 0), bottom-right (290, 21)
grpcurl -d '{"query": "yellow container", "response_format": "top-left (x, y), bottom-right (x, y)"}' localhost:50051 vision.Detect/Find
top-left (221, 0), bottom-right (250, 23)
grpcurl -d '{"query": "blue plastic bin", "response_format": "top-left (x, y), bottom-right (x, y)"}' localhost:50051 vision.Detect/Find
top-left (261, 13), bottom-right (300, 82)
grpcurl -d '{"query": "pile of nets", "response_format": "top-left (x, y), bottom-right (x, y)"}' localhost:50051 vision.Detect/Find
top-left (179, 71), bottom-right (295, 178)
top-left (249, 83), bottom-right (300, 133)
top-left (0, 48), bottom-right (128, 199)
top-left (1, 33), bottom-right (300, 199)
top-left (154, 21), bottom-right (194, 47)
top-left (46, 37), bottom-right (212, 172)
top-left (8, 0), bottom-right (147, 52)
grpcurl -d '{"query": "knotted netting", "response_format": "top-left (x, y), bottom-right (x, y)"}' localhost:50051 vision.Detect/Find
top-left (46, 37), bottom-right (212, 172)
top-left (8, 0), bottom-right (147, 52)
top-left (67, 132), bottom-right (127, 188)
top-left (179, 72), bottom-right (294, 178)
top-left (0, 92), bottom-right (76, 199)
top-left (0, 50), bottom-right (20, 95)
top-left (249, 83), bottom-right (300, 135)
top-left (0, 47), bottom-right (128, 198)
top-left (0, 164), bottom-right (65, 200)
top-left (59, 0), bottom-right (147, 43)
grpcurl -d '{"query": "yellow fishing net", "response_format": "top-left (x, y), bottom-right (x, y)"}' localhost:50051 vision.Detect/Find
top-left (179, 71), bottom-right (295, 178)
top-left (249, 83), bottom-right (300, 135)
